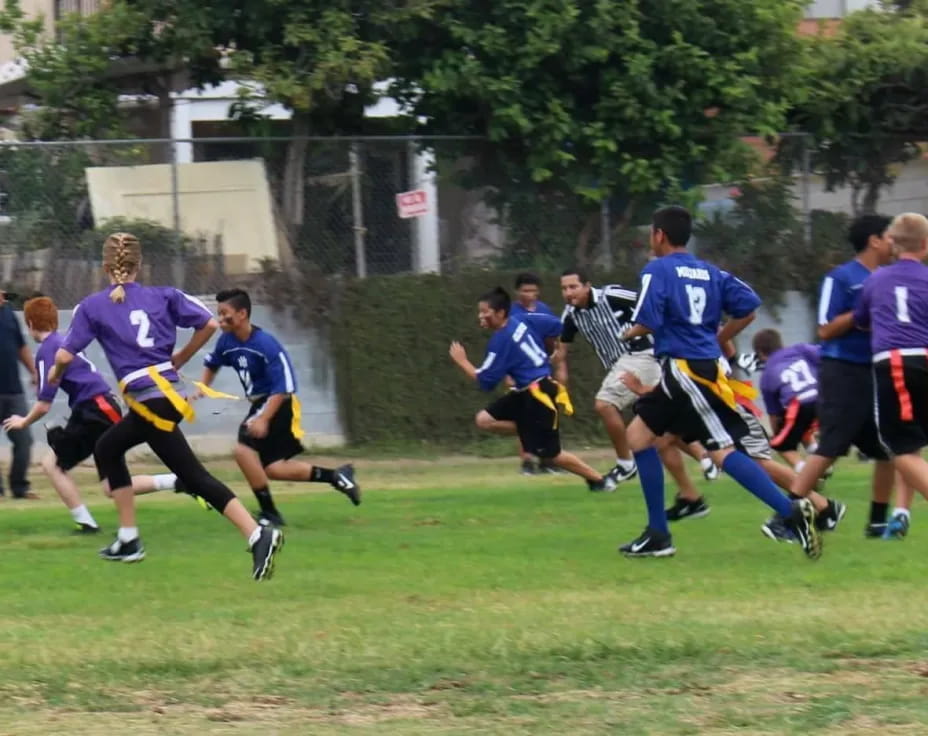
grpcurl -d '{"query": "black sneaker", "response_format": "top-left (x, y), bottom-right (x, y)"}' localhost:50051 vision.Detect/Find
top-left (250, 524), bottom-right (284, 581)
top-left (619, 528), bottom-right (676, 558)
top-left (99, 537), bottom-right (145, 562)
top-left (73, 522), bottom-right (101, 535)
top-left (666, 495), bottom-right (710, 522)
top-left (587, 475), bottom-right (618, 492)
top-left (814, 499), bottom-right (847, 532)
top-left (864, 522), bottom-right (888, 538)
top-left (333, 464), bottom-right (361, 506)
top-left (761, 514), bottom-right (796, 543)
top-left (173, 476), bottom-right (213, 511)
top-left (257, 509), bottom-right (287, 527)
top-left (784, 499), bottom-right (822, 560)
top-left (520, 459), bottom-right (538, 476)
top-left (609, 462), bottom-right (638, 485)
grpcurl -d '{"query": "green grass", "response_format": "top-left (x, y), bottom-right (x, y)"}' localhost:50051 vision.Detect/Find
top-left (1, 453), bottom-right (927, 734)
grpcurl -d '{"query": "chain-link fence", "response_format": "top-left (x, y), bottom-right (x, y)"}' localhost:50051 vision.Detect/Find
top-left (0, 134), bottom-right (925, 307)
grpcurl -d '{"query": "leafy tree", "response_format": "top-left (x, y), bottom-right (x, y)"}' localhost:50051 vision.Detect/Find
top-left (782, 1), bottom-right (928, 214)
top-left (393, 0), bottom-right (810, 266)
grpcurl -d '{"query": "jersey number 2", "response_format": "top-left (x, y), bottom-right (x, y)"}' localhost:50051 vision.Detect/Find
top-left (685, 285), bottom-right (707, 325)
top-left (130, 309), bottom-right (155, 348)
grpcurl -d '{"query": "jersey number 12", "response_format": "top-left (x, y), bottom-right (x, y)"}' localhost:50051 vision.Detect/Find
top-left (685, 285), bottom-right (707, 325)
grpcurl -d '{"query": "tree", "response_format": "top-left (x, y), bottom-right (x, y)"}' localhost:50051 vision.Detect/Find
top-left (392, 0), bottom-right (810, 266)
top-left (783, 1), bottom-right (928, 214)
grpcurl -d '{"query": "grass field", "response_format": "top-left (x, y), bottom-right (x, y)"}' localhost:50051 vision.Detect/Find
top-left (1, 452), bottom-right (927, 735)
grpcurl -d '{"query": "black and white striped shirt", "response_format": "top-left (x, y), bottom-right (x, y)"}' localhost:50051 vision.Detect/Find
top-left (561, 285), bottom-right (654, 368)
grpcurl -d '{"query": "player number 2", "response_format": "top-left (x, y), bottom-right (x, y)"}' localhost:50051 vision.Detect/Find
top-left (130, 309), bottom-right (155, 348)
top-left (685, 285), bottom-right (707, 325)
top-left (895, 286), bottom-right (911, 323)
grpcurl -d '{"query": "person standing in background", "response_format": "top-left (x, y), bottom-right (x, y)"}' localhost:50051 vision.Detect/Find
top-left (0, 290), bottom-right (36, 499)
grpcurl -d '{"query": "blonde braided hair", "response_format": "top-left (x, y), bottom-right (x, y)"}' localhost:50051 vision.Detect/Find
top-left (102, 232), bottom-right (141, 303)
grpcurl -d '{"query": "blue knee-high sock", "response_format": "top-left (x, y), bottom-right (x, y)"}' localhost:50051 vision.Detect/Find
top-left (721, 451), bottom-right (793, 517)
top-left (634, 448), bottom-right (669, 534)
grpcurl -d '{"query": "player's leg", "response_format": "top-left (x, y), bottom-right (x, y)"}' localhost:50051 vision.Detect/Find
top-left (883, 471), bottom-right (914, 539)
top-left (594, 357), bottom-right (643, 482)
top-left (475, 410), bottom-right (517, 435)
top-left (230, 441), bottom-right (286, 526)
top-left (39, 451), bottom-right (100, 532)
top-left (517, 439), bottom-right (538, 475)
top-left (682, 440), bottom-right (720, 481)
top-left (661, 436), bottom-right (710, 521)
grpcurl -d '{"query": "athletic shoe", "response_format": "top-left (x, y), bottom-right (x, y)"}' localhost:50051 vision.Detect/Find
top-left (520, 460), bottom-right (538, 476)
top-left (814, 499), bottom-right (847, 532)
top-left (701, 459), bottom-right (720, 481)
top-left (882, 512), bottom-right (910, 540)
top-left (257, 509), bottom-right (287, 527)
top-left (587, 475), bottom-right (618, 492)
top-left (761, 514), bottom-right (796, 543)
top-left (99, 537), bottom-right (145, 562)
top-left (173, 476), bottom-right (213, 511)
top-left (73, 522), bottom-right (101, 534)
top-left (608, 462), bottom-right (638, 485)
top-left (250, 524), bottom-right (284, 581)
top-left (784, 499), bottom-right (822, 560)
top-left (665, 495), bottom-right (710, 521)
top-left (619, 528), bottom-right (676, 558)
top-left (864, 522), bottom-right (888, 538)
top-left (333, 464), bottom-right (361, 506)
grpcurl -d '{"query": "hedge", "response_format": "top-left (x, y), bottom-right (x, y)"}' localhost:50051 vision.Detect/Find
top-left (331, 268), bottom-right (640, 447)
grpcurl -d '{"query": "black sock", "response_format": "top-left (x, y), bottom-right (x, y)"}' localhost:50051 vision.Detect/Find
top-left (870, 501), bottom-right (889, 525)
top-left (253, 486), bottom-right (278, 513)
top-left (309, 467), bottom-right (336, 484)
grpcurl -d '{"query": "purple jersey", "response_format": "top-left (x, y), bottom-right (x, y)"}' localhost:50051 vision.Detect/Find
top-left (759, 343), bottom-right (821, 416)
top-left (855, 259), bottom-right (928, 354)
top-left (63, 283), bottom-right (212, 392)
top-left (36, 331), bottom-right (111, 407)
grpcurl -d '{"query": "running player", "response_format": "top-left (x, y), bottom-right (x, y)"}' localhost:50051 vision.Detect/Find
top-left (789, 215), bottom-right (895, 537)
top-left (854, 212), bottom-right (928, 538)
top-left (198, 288), bottom-right (359, 527)
top-left (2, 296), bottom-right (178, 532)
top-left (449, 287), bottom-right (615, 490)
top-left (49, 232), bottom-right (282, 580)
top-left (620, 206), bottom-right (819, 558)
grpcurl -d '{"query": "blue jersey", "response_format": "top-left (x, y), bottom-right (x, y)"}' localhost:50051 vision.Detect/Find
top-left (204, 326), bottom-right (297, 399)
top-left (817, 259), bottom-right (874, 364)
top-left (519, 311), bottom-right (562, 343)
top-left (631, 252), bottom-right (760, 360)
top-left (475, 317), bottom-right (552, 391)
top-left (510, 300), bottom-right (555, 318)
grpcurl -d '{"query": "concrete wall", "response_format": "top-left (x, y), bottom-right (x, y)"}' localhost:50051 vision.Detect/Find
top-left (0, 302), bottom-right (344, 465)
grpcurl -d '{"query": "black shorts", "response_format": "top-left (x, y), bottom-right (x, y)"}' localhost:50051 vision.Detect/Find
top-left (238, 395), bottom-right (305, 466)
top-left (873, 350), bottom-right (928, 456)
top-left (816, 358), bottom-right (888, 460)
top-left (485, 377), bottom-right (562, 459)
top-left (769, 400), bottom-right (818, 452)
top-left (48, 394), bottom-right (123, 472)
top-left (635, 358), bottom-right (749, 452)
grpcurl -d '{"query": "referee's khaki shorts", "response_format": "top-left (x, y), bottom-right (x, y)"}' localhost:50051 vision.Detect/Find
top-left (595, 352), bottom-right (661, 412)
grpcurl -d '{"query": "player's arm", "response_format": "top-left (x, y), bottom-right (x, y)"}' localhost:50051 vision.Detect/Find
top-left (3, 400), bottom-right (52, 432)
top-left (52, 301), bottom-right (93, 384)
top-left (18, 346), bottom-right (36, 386)
top-left (818, 313), bottom-right (855, 340)
top-left (623, 324), bottom-right (653, 340)
top-left (173, 319), bottom-right (218, 370)
top-left (628, 269), bottom-right (664, 338)
top-left (717, 313), bottom-right (755, 346)
top-left (719, 271), bottom-right (760, 345)
top-left (555, 312), bottom-right (577, 385)
top-left (619, 372), bottom-right (657, 396)
top-left (449, 341), bottom-right (479, 382)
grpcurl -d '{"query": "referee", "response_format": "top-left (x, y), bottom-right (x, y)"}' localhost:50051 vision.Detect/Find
top-left (555, 268), bottom-right (660, 482)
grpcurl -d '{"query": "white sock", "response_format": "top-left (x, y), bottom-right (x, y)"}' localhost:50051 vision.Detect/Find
top-left (70, 505), bottom-right (97, 527)
top-left (893, 507), bottom-right (911, 519)
top-left (118, 526), bottom-right (139, 543)
top-left (153, 473), bottom-right (177, 491)
top-left (794, 460), bottom-right (806, 474)
top-left (805, 441), bottom-right (819, 454)
top-left (700, 457), bottom-right (714, 471)
top-left (616, 457), bottom-right (636, 470)
top-left (248, 526), bottom-right (262, 547)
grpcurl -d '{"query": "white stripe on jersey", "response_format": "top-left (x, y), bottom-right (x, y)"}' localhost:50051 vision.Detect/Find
top-left (178, 290), bottom-right (213, 317)
top-left (631, 274), bottom-right (652, 323)
top-left (38, 359), bottom-right (45, 394)
top-left (279, 352), bottom-right (296, 392)
top-left (476, 351), bottom-right (497, 374)
top-left (817, 277), bottom-right (834, 326)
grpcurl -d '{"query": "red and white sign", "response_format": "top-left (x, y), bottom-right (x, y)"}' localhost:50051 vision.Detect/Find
top-left (396, 189), bottom-right (429, 219)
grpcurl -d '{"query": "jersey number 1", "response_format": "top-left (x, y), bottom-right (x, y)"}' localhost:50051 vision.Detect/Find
top-left (895, 286), bottom-right (911, 323)
top-left (130, 309), bottom-right (155, 347)
top-left (685, 285), bottom-right (707, 325)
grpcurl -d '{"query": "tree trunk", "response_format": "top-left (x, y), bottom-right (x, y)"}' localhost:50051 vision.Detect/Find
top-left (573, 210), bottom-right (600, 268)
top-left (282, 114), bottom-right (310, 248)
top-left (861, 181), bottom-right (881, 215)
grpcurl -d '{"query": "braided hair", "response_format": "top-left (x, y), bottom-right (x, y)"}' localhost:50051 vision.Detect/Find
top-left (102, 232), bottom-right (141, 303)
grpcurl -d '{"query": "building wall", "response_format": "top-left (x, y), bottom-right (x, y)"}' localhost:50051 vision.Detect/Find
top-left (0, 303), bottom-right (344, 464)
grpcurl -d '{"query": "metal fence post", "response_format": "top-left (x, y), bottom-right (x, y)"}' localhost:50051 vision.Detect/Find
top-left (169, 137), bottom-right (185, 288)
top-left (600, 198), bottom-right (612, 270)
top-left (801, 133), bottom-right (812, 244)
top-left (349, 142), bottom-right (367, 278)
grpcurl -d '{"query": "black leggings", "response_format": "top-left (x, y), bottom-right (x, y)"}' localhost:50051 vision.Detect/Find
top-left (94, 397), bottom-right (236, 513)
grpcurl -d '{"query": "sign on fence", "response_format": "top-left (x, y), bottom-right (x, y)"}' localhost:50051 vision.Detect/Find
top-left (395, 189), bottom-right (429, 219)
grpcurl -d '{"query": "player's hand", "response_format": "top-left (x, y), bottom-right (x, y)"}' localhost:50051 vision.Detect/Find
top-left (246, 416), bottom-right (269, 439)
top-left (189, 387), bottom-right (206, 402)
top-left (504, 375), bottom-right (515, 388)
top-left (29, 371), bottom-right (37, 387)
top-left (448, 341), bottom-right (467, 364)
top-left (619, 371), bottom-right (646, 396)
top-left (171, 352), bottom-right (187, 371)
top-left (3, 415), bottom-right (26, 432)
